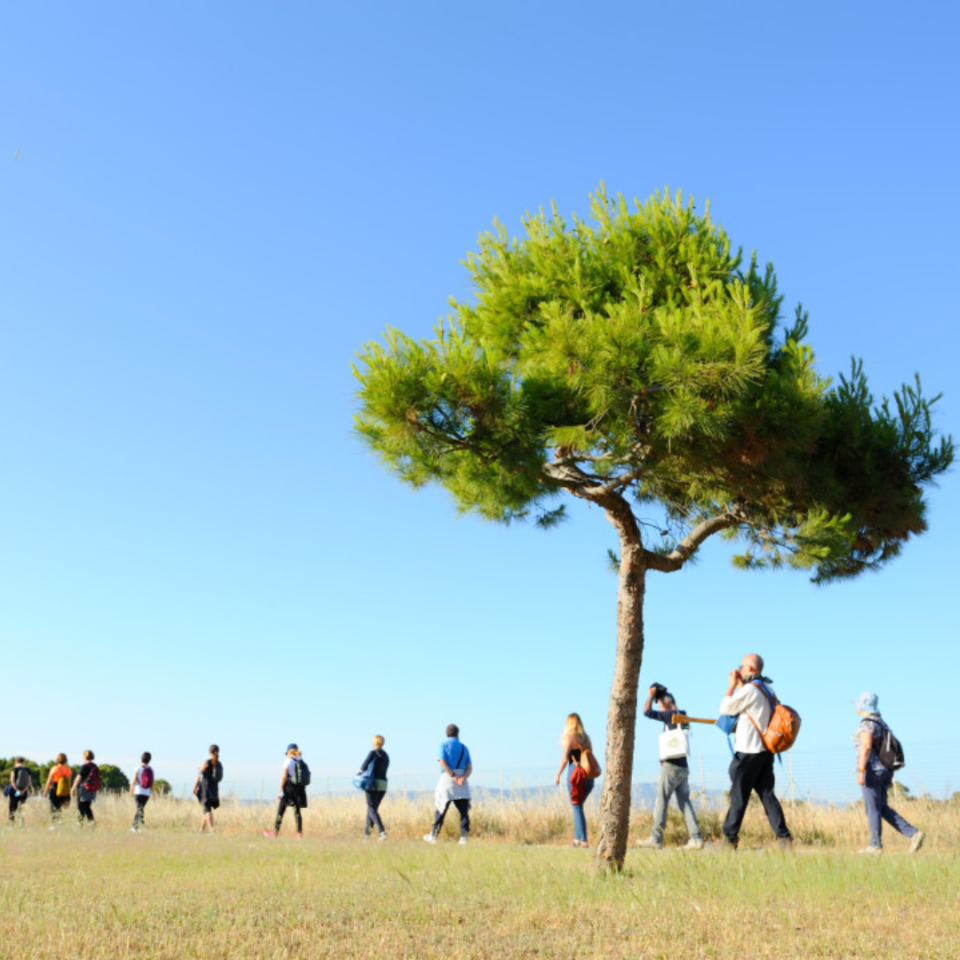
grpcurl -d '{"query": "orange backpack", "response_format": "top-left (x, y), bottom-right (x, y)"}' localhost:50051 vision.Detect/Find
top-left (748, 682), bottom-right (801, 754)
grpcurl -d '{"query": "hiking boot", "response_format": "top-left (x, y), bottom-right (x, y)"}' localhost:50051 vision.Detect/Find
top-left (910, 830), bottom-right (926, 853)
top-left (682, 838), bottom-right (705, 850)
top-left (423, 833), bottom-right (437, 844)
top-left (636, 837), bottom-right (663, 850)
top-left (858, 845), bottom-right (883, 855)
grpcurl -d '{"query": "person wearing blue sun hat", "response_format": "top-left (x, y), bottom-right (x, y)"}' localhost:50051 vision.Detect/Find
top-left (854, 691), bottom-right (925, 855)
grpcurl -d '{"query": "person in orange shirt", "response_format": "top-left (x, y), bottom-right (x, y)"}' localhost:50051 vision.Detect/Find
top-left (42, 753), bottom-right (73, 828)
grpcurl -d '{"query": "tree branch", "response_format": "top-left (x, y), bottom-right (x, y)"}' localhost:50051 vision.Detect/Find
top-left (542, 459), bottom-right (645, 501)
top-left (643, 509), bottom-right (747, 572)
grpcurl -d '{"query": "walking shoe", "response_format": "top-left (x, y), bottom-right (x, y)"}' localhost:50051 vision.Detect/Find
top-left (778, 837), bottom-right (794, 851)
top-left (910, 830), bottom-right (926, 853)
top-left (294, 833), bottom-right (303, 840)
top-left (721, 838), bottom-right (738, 851)
top-left (263, 829), bottom-right (277, 839)
top-left (682, 838), bottom-right (705, 850)
top-left (636, 837), bottom-right (663, 850)
top-left (458, 836), bottom-right (468, 845)
top-left (423, 833), bottom-right (437, 844)
top-left (858, 845), bottom-right (883, 855)
top-left (378, 832), bottom-right (387, 842)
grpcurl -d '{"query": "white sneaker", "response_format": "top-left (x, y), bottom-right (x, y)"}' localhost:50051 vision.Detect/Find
top-left (458, 836), bottom-right (468, 845)
top-left (636, 837), bottom-right (663, 850)
top-left (858, 845), bottom-right (883, 855)
top-left (378, 832), bottom-right (387, 842)
top-left (910, 830), bottom-right (926, 853)
top-left (423, 833), bottom-right (437, 844)
top-left (682, 838), bottom-right (705, 850)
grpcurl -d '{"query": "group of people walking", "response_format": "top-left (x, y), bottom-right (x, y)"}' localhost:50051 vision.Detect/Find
top-left (260, 726), bottom-right (477, 845)
top-left (624, 653), bottom-right (925, 854)
top-left (8, 661), bottom-right (926, 854)
top-left (7, 750), bottom-right (189, 833)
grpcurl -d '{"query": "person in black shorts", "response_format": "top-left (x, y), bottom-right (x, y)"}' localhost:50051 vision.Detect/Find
top-left (193, 744), bottom-right (224, 833)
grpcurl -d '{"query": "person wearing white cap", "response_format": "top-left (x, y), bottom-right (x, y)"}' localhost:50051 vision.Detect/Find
top-left (854, 691), bottom-right (924, 855)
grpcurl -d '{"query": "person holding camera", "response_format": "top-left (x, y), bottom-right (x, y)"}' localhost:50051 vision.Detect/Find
top-left (635, 684), bottom-right (704, 850)
top-left (718, 653), bottom-right (792, 850)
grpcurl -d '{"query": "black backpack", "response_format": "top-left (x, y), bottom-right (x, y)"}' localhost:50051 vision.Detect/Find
top-left (292, 758), bottom-right (311, 787)
top-left (875, 720), bottom-right (905, 771)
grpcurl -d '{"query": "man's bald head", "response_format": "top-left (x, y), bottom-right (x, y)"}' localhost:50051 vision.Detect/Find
top-left (742, 653), bottom-right (764, 676)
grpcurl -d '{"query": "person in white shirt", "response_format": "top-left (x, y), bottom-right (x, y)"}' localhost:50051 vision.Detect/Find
top-left (718, 653), bottom-right (792, 850)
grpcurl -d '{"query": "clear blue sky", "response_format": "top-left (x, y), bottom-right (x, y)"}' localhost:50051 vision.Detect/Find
top-left (2, 2), bottom-right (957, 798)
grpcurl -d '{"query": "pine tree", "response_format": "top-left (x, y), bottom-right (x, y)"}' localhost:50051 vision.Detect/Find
top-left (353, 187), bottom-right (953, 869)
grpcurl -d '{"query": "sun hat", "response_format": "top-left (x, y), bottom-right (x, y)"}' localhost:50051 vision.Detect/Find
top-left (856, 691), bottom-right (879, 713)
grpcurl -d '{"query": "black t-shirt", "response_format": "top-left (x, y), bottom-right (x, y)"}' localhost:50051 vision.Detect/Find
top-left (361, 749), bottom-right (389, 781)
top-left (200, 760), bottom-right (222, 800)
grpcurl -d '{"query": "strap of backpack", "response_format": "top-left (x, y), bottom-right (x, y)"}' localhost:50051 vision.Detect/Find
top-left (455, 744), bottom-right (466, 772)
top-left (751, 679), bottom-right (779, 706)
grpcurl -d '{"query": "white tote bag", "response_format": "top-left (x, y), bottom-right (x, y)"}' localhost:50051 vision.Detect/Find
top-left (659, 726), bottom-right (690, 760)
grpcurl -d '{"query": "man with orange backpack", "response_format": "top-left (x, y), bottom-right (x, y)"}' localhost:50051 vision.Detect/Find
top-left (718, 653), bottom-right (793, 850)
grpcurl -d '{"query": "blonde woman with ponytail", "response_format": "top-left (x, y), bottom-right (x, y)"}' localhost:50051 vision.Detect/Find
top-left (193, 744), bottom-right (224, 833)
top-left (554, 713), bottom-right (594, 847)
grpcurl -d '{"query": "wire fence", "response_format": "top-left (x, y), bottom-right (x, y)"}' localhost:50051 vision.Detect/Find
top-left (163, 739), bottom-right (960, 807)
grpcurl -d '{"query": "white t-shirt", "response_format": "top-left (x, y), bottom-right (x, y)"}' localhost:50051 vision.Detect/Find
top-left (133, 766), bottom-right (153, 796)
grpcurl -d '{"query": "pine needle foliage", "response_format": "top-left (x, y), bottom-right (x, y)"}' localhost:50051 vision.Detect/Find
top-left (354, 187), bottom-right (952, 582)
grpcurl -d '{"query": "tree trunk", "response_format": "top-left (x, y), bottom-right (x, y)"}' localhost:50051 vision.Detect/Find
top-left (595, 513), bottom-right (645, 871)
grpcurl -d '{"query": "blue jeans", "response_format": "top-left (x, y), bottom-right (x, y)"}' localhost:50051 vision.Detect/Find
top-left (565, 762), bottom-right (594, 842)
top-left (862, 765), bottom-right (917, 848)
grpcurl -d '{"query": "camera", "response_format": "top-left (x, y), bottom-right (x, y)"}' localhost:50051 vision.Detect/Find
top-left (651, 682), bottom-right (669, 702)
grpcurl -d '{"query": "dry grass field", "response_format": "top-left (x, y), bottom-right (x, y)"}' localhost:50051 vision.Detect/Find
top-left (2, 792), bottom-right (957, 958)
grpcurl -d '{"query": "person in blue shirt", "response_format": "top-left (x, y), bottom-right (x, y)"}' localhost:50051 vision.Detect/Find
top-left (424, 724), bottom-right (472, 845)
top-left (636, 685), bottom-right (704, 850)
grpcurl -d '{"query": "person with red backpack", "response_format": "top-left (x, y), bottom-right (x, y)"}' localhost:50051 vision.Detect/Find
top-left (129, 752), bottom-right (155, 832)
top-left (718, 653), bottom-right (793, 850)
top-left (72, 749), bottom-right (101, 826)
